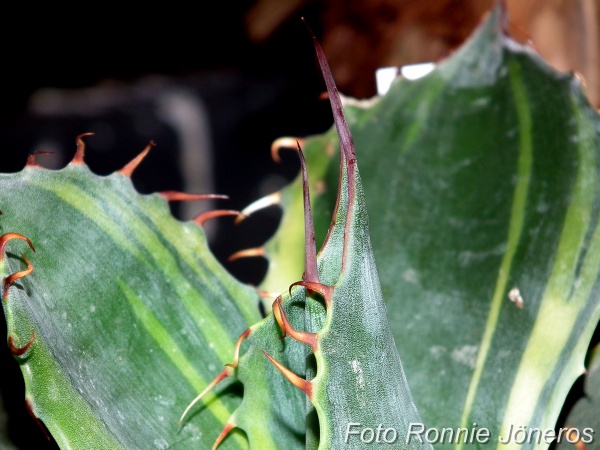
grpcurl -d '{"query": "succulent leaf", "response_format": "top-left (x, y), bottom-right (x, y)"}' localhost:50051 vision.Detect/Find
top-left (261, 3), bottom-right (600, 449)
top-left (196, 24), bottom-right (433, 450)
top-left (556, 345), bottom-right (600, 450)
top-left (304, 31), bottom-right (431, 450)
top-left (0, 148), bottom-right (264, 449)
top-left (2, 2), bottom-right (599, 449)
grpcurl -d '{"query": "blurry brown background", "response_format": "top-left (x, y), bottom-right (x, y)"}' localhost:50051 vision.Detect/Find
top-left (246, 0), bottom-right (600, 105)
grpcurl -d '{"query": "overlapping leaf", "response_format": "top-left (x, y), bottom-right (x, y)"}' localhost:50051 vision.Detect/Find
top-left (192, 31), bottom-right (432, 449)
top-left (557, 345), bottom-right (599, 449)
top-left (260, 5), bottom-right (600, 448)
top-left (2, 2), bottom-right (599, 449)
top-left (0, 153), bottom-right (270, 449)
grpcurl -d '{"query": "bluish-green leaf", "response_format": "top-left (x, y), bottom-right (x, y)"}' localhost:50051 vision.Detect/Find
top-left (260, 4), bottom-right (600, 449)
top-left (1, 160), bottom-right (265, 449)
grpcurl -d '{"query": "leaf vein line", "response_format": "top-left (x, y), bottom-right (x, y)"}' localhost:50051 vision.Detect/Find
top-left (456, 57), bottom-right (533, 446)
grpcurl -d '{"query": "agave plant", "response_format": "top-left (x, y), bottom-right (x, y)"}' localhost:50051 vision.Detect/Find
top-left (1, 2), bottom-right (599, 449)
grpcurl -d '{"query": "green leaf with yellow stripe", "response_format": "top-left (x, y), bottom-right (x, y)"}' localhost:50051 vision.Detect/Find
top-left (0, 146), bottom-right (299, 448)
top-left (2, 2), bottom-right (599, 449)
top-left (259, 4), bottom-right (600, 449)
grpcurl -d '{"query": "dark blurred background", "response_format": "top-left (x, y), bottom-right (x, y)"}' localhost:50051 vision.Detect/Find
top-left (1, 1), bottom-right (599, 448)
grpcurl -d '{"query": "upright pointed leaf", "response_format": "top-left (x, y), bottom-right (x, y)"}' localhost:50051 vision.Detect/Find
top-left (261, 4), bottom-right (600, 448)
top-left (202, 29), bottom-right (432, 450)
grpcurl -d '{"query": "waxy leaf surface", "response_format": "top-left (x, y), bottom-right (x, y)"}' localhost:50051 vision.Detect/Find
top-left (0, 160), bottom-right (287, 449)
top-left (212, 31), bottom-right (431, 449)
top-left (261, 6), bottom-right (600, 449)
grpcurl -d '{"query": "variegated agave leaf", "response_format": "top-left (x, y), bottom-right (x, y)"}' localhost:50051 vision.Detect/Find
top-left (188, 23), bottom-right (432, 450)
top-left (0, 139), bottom-right (264, 449)
top-left (259, 3), bottom-right (600, 449)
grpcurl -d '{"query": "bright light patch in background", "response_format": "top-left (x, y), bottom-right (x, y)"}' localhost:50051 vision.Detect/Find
top-left (376, 63), bottom-right (436, 95)
top-left (375, 67), bottom-right (398, 96)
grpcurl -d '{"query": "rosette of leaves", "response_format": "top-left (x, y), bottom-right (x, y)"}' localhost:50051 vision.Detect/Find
top-left (1, 2), bottom-right (599, 450)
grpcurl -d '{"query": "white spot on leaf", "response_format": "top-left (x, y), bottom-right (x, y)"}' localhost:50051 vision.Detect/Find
top-left (350, 359), bottom-right (365, 390)
top-left (451, 345), bottom-right (479, 369)
top-left (429, 346), bottom-right (447, 358)
top-left (154, 395), bottom-right (174, 407)
top-left (508, 287), bottom-right (524, 309)
top-left (154, 438), bottom-right (169, 449)
top-left (401, 269), bottom-right (419, 284)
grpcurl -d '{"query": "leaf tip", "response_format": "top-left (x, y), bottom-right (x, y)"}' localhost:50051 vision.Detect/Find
top-left (237, 192), bottom-right (281, 224)
top-left (212, 421), bottom-right (236, 450)
top-left (271, 137), bottom-right (305, 163)
top-left (193, 210), bottom-right (246, 227)
top-left (227, 247), bottom-right (265, 262)
top-left (178, 366), bottom-right (233, 427)
top-left (159, 191), bottom-right (229, 202)
top-left (289, 280), bottom-right (333, 307)
top-left (72, 133), bottom-right (95, 165)
top-left (8, 332), bottom-right (35, 357)
top-left (273, 297), bottom-right (317, 350)
top-left (3, 253), bottom-right (34, 300)
top-left (118, 140), bottom-right (155, 177)
top-left (495, 0), bottom-right (509, 35)
top-left (25, 151), bottom-right (55, 169)
top-left (261, 350), bottom-right (312, 398)
top-left (0, 233), bottom-right (35, 262)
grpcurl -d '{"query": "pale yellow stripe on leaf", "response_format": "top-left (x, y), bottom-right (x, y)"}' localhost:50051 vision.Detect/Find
top-left (497, 93), bottom-right (598, 449)
top-left (120, 280), bottom-right (234, 423)
top-left (31, 175), bottom-right (238, 365)
top-left (456, 58), bottom-right (534, 450)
